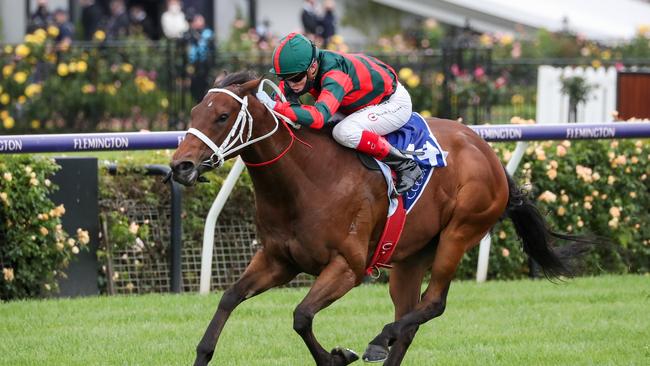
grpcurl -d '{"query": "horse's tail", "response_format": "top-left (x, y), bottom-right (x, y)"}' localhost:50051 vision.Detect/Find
top-left (504, 170), bottom-right (593, 280)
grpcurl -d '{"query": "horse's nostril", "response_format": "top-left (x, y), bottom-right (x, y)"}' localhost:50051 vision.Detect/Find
top-left (174, 161), bottom-right (196, 173)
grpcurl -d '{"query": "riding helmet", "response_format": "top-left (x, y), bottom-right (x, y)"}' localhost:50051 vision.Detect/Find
top-left (269, 32), bottom-right (318, 76)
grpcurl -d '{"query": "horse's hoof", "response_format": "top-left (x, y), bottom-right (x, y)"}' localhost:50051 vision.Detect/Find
top-left (331, 346), bottom-right (360, 364)
top-left (362, 344), bottom-right (388, 363)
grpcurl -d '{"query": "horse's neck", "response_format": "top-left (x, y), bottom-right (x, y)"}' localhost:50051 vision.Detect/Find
top-left (242, 123), bottom-right (343, 203)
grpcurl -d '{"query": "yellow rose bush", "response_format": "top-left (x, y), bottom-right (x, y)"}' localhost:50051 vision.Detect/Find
top-left (0, 156), bottom-right (88, 300)
top-left (0, 30), bottom-right (172, 133)
top-left (461, 133), bottom-right (650, 280)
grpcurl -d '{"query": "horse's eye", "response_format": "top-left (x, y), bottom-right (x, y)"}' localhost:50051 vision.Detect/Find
top-left (217, 113), bottom-right (229, 123)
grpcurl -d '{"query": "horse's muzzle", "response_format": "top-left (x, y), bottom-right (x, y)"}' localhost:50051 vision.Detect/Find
top-left (170, 160), bottom-right (199, 186)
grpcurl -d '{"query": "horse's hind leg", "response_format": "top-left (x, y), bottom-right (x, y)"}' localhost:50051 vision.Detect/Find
top-left (382, 224), bottom-right (488, 366)
top-left (194, 250), bottom-right (297, 366)
top-left (366, 228), bottom-right (483, 366)
top-left (363, 256), bottom-right (429, 363)
top-left (293, 255), bottom-right (361, 366)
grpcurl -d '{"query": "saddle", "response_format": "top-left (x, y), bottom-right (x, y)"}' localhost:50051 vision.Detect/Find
top-left (357, 112), bottom-right (448, 276)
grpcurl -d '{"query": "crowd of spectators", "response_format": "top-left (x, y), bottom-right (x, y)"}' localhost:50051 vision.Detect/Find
top-left (26, 0), bottom-right (339, 51)
top-left (26, 0), bottom-right (213, 43)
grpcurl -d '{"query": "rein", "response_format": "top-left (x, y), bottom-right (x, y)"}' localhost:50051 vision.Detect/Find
top-left (186, 79), bottom-right (310, 169)
top-left (244, 117), bottom-right (312, 167)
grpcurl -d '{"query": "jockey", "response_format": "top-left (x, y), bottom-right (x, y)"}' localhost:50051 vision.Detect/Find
top-left (256, 32), bottom-right (422, 195)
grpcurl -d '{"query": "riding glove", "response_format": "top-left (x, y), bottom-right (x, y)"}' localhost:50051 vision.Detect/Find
top-left (255, 91), bottom-right (277, 110)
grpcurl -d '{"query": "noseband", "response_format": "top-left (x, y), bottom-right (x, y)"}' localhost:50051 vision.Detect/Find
top-left (186, 80), bottom-right (298, 169)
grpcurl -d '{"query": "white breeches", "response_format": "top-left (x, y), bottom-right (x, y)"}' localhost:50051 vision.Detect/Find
top-left (331, 82), bottom-right (412, 148)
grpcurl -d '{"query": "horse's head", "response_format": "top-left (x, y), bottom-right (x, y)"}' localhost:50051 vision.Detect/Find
top-left (170, 72), bottom-right (263, 186)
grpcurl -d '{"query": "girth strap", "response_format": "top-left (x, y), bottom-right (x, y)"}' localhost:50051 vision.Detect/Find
top-left (366, 195), bottom-right (407, 276)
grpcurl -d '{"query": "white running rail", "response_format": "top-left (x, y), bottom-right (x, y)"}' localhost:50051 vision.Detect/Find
top-left (199, 157), bottom-right (246, 294)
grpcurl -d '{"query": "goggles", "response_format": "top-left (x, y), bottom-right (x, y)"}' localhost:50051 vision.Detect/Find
top-left (280, 71), bottom-right (308, 82)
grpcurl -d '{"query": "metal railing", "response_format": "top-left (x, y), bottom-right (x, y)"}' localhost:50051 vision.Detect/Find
top-left (105, 164), bottom-right (183, 293)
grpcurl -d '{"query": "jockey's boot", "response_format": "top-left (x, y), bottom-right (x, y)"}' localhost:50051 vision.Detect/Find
top-left (356, 131), bottom-right (423, 195)
top-left (380, 146), bottom-right (423, 194)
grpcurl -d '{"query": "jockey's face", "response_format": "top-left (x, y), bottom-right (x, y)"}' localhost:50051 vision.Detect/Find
top-left (286, 74), bottom-right (307, 92)
top-left (286, 61), bottom-right (318, 93)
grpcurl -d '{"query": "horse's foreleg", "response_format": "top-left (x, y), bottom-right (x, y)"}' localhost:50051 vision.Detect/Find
top-left (194, 250), bottom-right (296, 366)
top-left (363, 259), bottom-right (428, 363)
top-left (293, 255), bottom-right (359, 366)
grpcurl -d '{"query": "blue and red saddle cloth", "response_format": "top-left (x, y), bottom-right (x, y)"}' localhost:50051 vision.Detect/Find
top-left (366, 112), bottom-right (448, 275)
top-left (379, 112), bottom-right (448, 215)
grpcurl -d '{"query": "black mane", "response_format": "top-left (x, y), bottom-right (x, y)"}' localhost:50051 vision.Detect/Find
top-left (214, 71), bottom-right (258, 88)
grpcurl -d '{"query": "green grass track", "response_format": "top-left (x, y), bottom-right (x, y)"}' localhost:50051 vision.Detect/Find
top-left (1, 275), bottom-right (648, 365)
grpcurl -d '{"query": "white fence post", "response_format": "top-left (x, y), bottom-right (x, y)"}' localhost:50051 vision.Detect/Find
top-left (199, 157), bottom-right (246, 294)
top-left (476, 234), bottom-right (492, 283)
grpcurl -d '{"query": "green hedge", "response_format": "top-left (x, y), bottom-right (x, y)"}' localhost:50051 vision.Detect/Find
top-left (98, 153), bottom-right (255, 244)
top-left (456, 137), bottom-right (650, 279)
top-left (100, 135), bottom-right (649, 282)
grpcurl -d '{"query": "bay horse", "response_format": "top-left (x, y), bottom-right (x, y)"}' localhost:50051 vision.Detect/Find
top-left (170, 72), bottom-right (586, 366)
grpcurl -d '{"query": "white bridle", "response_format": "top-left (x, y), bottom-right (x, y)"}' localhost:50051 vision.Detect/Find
top-left (186, 79), bottom-right (297, 169)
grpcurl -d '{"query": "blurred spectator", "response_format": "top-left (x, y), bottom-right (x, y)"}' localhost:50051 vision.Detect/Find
top-left (80, 0), bottom-right (105, 41)
top-left (129, 4), bottom-right (155, 39)
top-left (28, 0), bottom-right (52, 33)
top-left (185, 15), bottom-right (214, 64)
top-left (319, 0), bottom-right (336, 48)
top-left (184, 14), bottom-right (215, 103)
top-left (256, 18), bottom-right (272, 43)
top-left (53, 8), bottom-right (74, 50)
top-left (106, 0), bottom-right (130, 40)
top-left (301, 0), bottom-right (320, 40)
top-left (161, 0), bottom-right (189, 39)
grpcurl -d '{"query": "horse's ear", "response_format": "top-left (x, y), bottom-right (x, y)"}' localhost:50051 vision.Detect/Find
top-left (240, 77), bottom-right (263, 96)
top-left (212, 71), bottom-right (228, 87)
